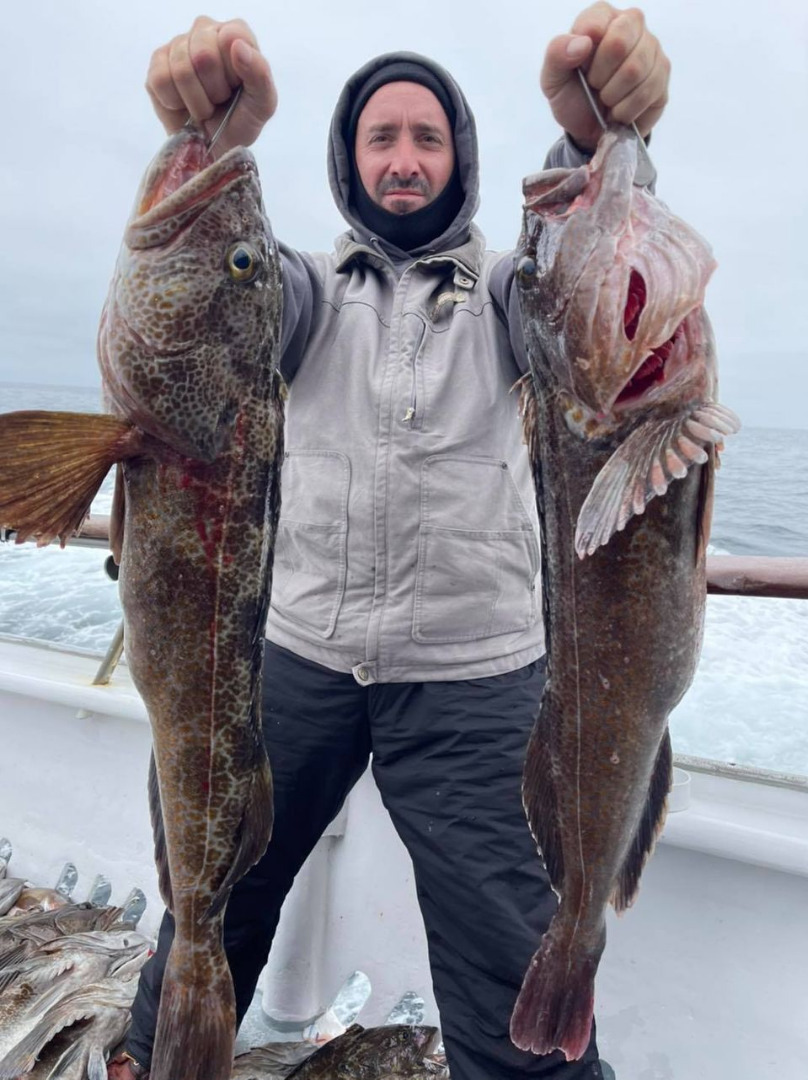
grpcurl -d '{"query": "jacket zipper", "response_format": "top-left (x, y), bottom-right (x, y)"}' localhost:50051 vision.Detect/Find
top-left (403, 319), bottom-right (427, 427)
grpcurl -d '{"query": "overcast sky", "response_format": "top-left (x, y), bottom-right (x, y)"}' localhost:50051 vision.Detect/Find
top-left (2, 0), bottom-right (806, 427)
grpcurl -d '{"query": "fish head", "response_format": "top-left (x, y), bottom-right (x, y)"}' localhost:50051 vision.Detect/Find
top-left (99, 125), bottom-right (282, 462)
top-left (517, 125), bottom-right (717, 436)
top-left (353, 1024), bottom-right (440, 1068)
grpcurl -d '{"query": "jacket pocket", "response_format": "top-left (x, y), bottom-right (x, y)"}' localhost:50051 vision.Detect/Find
top-left (270, 450), bottom-right (350, 638)
top-left (413, 455), bottom-right (540, 644)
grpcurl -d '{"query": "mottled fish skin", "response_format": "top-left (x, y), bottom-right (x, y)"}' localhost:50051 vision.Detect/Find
top-left (509, 126), bottom-right (739, 1060)
top-left (231, 1042), bottom-right (315, 1080)
top-left (96, 125), bottom-right (284, 1080)
top-left (285, 1024), bottom-right (440, 1079)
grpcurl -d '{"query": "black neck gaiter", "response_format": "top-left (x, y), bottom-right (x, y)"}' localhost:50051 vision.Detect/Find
top-left (351, 165), bottom-right (464, 252)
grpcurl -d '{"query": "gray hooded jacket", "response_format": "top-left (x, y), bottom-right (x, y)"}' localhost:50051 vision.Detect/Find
top-left (264, 52), bottom-right (591, 684)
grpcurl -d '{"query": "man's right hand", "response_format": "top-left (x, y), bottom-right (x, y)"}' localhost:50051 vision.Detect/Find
top-left (146, 16), bottom-right (277, 156)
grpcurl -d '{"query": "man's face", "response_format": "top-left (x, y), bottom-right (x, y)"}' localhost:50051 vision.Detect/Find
top-left (354, 81), bottom-right (455, 215)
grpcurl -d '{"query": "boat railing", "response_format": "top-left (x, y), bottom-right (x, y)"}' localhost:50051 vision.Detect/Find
top-left (2, 519), bottom-right (807, 782)
top-left (4, 518), bottom-right (808, 598)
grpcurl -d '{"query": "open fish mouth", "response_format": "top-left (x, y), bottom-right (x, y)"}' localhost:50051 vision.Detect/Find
top-left (137, 130), bottom-right (214, 215)
top-left (127, 130), bottom-right (258, 249)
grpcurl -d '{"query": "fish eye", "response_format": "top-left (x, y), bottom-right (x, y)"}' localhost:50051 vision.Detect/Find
top-left (225, 243), bottom-right (261, 282)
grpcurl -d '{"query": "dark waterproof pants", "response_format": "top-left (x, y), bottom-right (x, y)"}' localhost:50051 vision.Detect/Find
top-left (126, 642), bottom-right (602, 1079)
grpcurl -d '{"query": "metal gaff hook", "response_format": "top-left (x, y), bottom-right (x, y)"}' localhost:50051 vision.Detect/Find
top-left (184, 85), bottom-right (244, 152)
top-left (575, 68), bottom-right (657, 188)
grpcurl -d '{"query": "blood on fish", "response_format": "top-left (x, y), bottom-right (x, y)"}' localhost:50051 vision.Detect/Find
top-left (624, 270), bottom-right (646, 341)
top-left (616, 325), bottom-right (683, 405)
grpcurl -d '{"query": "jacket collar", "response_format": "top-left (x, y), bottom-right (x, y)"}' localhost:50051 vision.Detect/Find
top-left (334, 223), bottom-right (486, 281)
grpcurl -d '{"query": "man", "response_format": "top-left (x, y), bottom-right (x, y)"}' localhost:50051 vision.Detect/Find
top-left (110, 6), bottom-right (670, 1078)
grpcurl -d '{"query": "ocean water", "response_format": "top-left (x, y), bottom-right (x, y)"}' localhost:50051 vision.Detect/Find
top-left (1, 383), bottom-right (806, 777)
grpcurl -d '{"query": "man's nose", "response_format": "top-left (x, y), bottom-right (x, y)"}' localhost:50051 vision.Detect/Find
top-left (388, 135), bottom-right (420, 177)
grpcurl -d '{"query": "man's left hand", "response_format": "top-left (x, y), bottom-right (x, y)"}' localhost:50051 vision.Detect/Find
top-left (540, 3), bottom-right (670, 151)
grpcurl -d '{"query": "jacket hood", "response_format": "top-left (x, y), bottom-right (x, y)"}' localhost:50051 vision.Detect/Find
top-left (327, 51), bottom-right (480, 259)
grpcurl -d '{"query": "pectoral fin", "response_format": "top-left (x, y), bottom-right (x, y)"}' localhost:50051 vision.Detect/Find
top-left (575, 401), bottom-right (740, 558)
top-left (0, 411), bottom-right (144, 546)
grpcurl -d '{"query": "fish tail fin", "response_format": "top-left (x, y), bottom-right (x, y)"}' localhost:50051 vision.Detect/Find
top-left (150, 929), bottom-right (236, 1080)
top-left (0, 410), bottom-right (142, 545)
top-left (612, 729), bottom-right (673, 912)
top-left (510, 919), bottom-right (605, 1061)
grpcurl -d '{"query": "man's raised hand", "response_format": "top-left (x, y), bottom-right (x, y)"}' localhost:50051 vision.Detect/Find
top-left (146, 16), bottom-right (277, 155)
top-left (540, 3), bottom-right (670, 151)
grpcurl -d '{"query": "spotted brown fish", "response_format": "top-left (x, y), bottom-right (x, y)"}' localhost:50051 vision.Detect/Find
top-left (0, 125), bottom-right (284, 1080)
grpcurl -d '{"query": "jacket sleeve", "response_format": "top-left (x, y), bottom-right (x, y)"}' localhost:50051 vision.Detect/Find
top-left (488, 135), bottom-right (595, 373)
top-left (278, 243), bottom-right (321, 384)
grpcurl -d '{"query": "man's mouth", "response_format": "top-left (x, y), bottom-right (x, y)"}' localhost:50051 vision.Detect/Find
top-left (378, 177), bottom-right (431, 201)
top-left (383, 190), bottom-right (427, 202)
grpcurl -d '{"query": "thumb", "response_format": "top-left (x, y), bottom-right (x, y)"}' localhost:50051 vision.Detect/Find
top-left (541, 34), bottom-right (593, 98)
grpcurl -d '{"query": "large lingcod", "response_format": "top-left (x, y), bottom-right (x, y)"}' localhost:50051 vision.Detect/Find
top-left (0, 125), bottom-right (284, 1080)
top-left (509, 125), bottom-right (740, 1061)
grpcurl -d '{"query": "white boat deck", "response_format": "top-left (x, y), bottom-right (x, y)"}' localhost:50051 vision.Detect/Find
top-left (0, 634), bottom-right (806, 1079)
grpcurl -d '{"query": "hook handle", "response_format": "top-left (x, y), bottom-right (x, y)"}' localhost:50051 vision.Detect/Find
top-left (574, 68), bottom-right (657, 188)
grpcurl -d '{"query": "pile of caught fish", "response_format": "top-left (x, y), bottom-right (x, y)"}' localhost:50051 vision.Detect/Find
top-left (0, 841), bottom-right (449, 1080)
top-left (0, 840), bottom-right (150, 1079)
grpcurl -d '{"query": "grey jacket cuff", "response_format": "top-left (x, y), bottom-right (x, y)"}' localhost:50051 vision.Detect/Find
top-left (543, 132), bottom-right (595, 170)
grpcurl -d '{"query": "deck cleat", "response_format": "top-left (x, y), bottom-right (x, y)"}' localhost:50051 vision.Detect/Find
top-left (87, 873), bottom-right (112, 907)
top-left (54, 861), bottom-right (78, 898)
top-left (120, 887), bottom-right (147, 927)
top-left (330, 970), bottom-right (372, 1027)
top-left (385, 990), bottom-right (426, 1026)
top-left (0, 839), bottom-right (11, 876)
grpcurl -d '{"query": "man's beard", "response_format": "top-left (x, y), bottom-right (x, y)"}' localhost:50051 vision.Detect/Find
top-left (375, 176), bottom-right (432, 215)
top-left (349, 162), bottom-right (464, 252)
